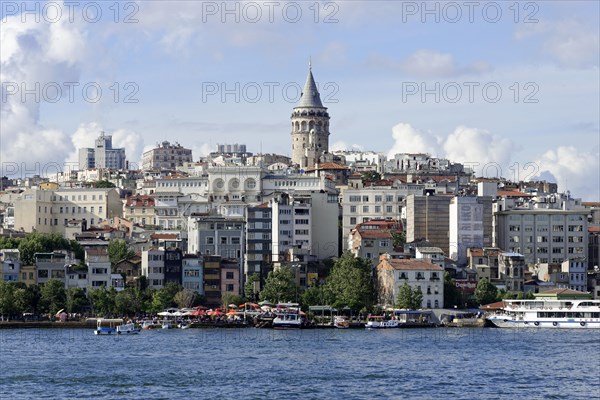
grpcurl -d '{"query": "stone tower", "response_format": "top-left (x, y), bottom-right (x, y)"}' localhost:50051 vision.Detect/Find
top-left (291, 62), bottom-right (330, 168)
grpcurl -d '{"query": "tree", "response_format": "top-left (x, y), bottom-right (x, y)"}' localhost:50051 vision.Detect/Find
top-left (16, 232), bottom-right (80, 265)
top-left (361, 171), bottom-right (382, 184)
top-left (0, 281), bottom-right (16, 320)
top-left (175, 289), bottom-right (198, 309)
top-left (107, 239), bottom-right (135, 267)
top-left (40, 279), bottom-right (66, 315)
top-left (443, 272), bottom-right (462, 308)
top-left (395, 282), bottom-right (424, 310)
top-left (221, 292), bottom-right (242, 310)
top-left (324, 252), bottom-right (374, 311)
top-left (474, 278), bottom-right (498, 306)
top-left (390, 231), bottom-right (406, 249)
top-left (259, 266), bottom-right (299, 303)
top-left (301, 284), bottom-right (326, 307)
top-left (244, 273), bottom-right (260, 301)
top-left (150, 282), bottom-right (181, 312)
top-left (66, 288), bottom-right (88, 314)
top-left (88, 287), bottom-right (116, 316)
top-left (94, 180), bottom-right (116, 188)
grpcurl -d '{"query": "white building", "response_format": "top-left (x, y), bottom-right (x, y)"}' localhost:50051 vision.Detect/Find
top-left (142, 141), bottom-right (193, 171)
top-left (449, 196), bottom-right (493, 265)
top-left (376, 255), bottom-right (444, 309)
top-left (271, 199), bottom-right (312, 264)
top-left (79, 132), bottom-right (126, 170)
top-left (142, 249), bottom-right (164, 290)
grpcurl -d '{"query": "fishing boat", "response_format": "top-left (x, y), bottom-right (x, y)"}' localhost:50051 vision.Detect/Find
top-left (486, 299), bottom-right (600, 329)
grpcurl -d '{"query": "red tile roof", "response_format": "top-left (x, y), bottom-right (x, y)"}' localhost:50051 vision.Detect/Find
top-left (305, 163), bottom-right (349, 171)
top-left (496, 190), bottom-right (533, 197)
top-left (151, 233), bottom-right (178, 240)
top-left (381, 259), bottom-right (444, 271)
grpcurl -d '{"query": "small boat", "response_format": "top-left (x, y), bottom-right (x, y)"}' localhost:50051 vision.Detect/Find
top-left (94, 318), bottom-right (123, 335)
top-left (116, 322), bottom-right (141, 334)
top-left (333, 316), bottom-right (350, 329)
top-left (141, 319), bottom-right (161, 330)
top-left (161, 319), bottom-right (173, 329)
top-left (365, 315), bottom-right (399, 329)
top-left (272, 303), bottom-right (302, 329)
top-left (178, 321), bottom-right (191, 329)
top-left (486, 299), bottom-right (600, 329)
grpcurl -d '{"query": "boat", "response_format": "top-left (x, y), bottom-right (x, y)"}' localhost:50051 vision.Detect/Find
top-left (94, 318), bottom-right (123, 335)
top-left (333, 316), bottom-right (350, 329)
top-left (141, 319), bottom-right (161, 330)
top-left (365, 315), bottom-right (399, 329)
top-left (178, 321), bottom-right (191, 329)
top-left (486, 299), bottom-right (600, 329)
top-left (116, 322), bottom-right (141, 334)
top-left (161, 319), bottom-right (173, 329)
top-left (272, 303), bottom-right (303, 329)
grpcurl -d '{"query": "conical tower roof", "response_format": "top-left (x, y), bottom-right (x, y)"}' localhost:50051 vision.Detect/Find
top-left (295, 62), bottom-right (324, 108)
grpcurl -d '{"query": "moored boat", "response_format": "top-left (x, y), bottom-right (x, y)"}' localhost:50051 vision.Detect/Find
top-left (486, 299), bottom-right (600, 329)
top-left (333, 316), bottom-right (350, 329)
top-left (116, 322), bottom-right (141, 334)
top-left (272, 303), bottom-right (303, 329)
top-left (365, 315), bottom-right (399, 329)
top-left (94, 318), bottom-right (123, 335)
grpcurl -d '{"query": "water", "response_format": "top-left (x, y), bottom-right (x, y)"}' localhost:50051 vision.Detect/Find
top-left (1, 327), bottom-right (599, 399)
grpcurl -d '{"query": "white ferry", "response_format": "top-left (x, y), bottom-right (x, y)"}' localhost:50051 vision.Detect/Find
top-left (486, 299), bottom-right (600, 329)
top-left (365, 315), bottom-right (399, 329)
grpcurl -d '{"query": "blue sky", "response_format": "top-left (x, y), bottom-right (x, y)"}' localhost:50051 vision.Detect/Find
top-left (1, 1), bottom-right (598, 200)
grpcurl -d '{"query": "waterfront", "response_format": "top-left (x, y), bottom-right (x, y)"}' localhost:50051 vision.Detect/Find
top-left (1, 328), bottom-right (599, 399)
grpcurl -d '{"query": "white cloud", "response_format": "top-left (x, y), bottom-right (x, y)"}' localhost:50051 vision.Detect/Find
top-left (442, 126), bottom-right (516, 177)
top-left (385, 50), bottom-right (492, 78)
top-left (387, 123), bottom-right (440, 158)
top-left (514, 19), bottom-right (600, 68)
top-left (534, 146), bottom-right (600, 200)
top-left (330, 141), bottom-right (363, 152)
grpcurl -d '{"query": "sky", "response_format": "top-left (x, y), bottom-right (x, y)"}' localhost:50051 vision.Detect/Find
top-left (1, 0), bottom-right (599, 200)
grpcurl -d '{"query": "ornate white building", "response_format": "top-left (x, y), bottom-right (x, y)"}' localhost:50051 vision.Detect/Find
top-left (291, 63), bottom-right (331, 168)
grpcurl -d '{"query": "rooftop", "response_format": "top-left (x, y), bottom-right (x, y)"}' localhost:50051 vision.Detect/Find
top-left (381, 258), bottom-right (444, 271)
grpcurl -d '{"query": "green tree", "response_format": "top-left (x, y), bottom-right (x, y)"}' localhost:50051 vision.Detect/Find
top-left (88, 287), bottom-right (116, 316)
top-left (361, 171), bottom-right (382, 184)
top-left (390, 231), bottom-right (406, 249)
top-left (94, 180), bottom-right (116, 188)
top-left (259, 266), bottom-right (299, 303)
top-left (221, 292), bottom-right (242, 310)
top-left (396, 282), bottom-right (424, 309)
top-left (474, 278), bottom-right (498, 306)
top-left (66, 288), bottom-right (88, 314)
top-left (443, 272), bottom-right (462, 308)
top-left (244, 272), bottom-right (260, 301)
top-left (301, 284), bottom-right (326, 307)
top-left (175, 289), bottom-right (198, 309)
top-left (16, 232), bottom-right (79, 265)
top-left (107, 239), bottom-right (135, 267)
top-left (40, 279), bottom-right (66, 315)
top-left (324, 252), bottom-right (374, 311)
top-left (0, 281), bottom-right (16, 319)
top-left (150, 282), bottom-right (181, 312)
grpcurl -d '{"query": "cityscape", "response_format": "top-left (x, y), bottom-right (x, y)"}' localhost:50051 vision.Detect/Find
top-left (0, 1), bottom-right (598, 399)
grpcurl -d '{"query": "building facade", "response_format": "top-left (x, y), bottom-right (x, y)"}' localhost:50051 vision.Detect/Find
top-left (449, 196), bottom-right (493, 265)
top-left (142, 141), bottom-right (193, 171)
top-left (79, 132), bottom-right (126, 170)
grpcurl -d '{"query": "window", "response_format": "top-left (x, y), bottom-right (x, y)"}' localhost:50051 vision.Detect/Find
top-left (362, 196), bottom-right (369, 202)
top-left (350, 206), bottom-right (357, 213)
top-left (226, 284), bottom-right (234, 292)
top-left (386, 206), bottom-right (393, 213)
top-left (385, 195), bottom-right (393, 202)
top-left (362, 206), bottom-right (369, 213)
top-left (231, 237), bottom-right (240, 245)
top-left (220, 237), bottom-right (228, 244)
top-left (350, 217), bottom-right (357, 225)
top-left (375, 195), bottom-right (382, 202)
top-left (374, 206), bottom-right (381, 213)
top-left (379, 240), bottom-right (389, 247)
top-left (226, 272), bottom-right (234, 279)
top-left (206, 237), bottom-right (214, 244)
top-left (349, 196), bottom-right (361, 202)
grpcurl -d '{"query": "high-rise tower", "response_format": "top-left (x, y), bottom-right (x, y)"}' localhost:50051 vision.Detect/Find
top-left (291, 62), bottom-right (330, 168)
